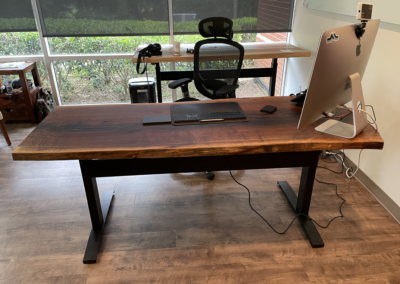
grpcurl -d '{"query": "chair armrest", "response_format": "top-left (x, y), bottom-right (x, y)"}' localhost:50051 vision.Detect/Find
top-left (168, 78), bottom-right (192, 89)
top-left (216, 84), bottom-right (239, 95)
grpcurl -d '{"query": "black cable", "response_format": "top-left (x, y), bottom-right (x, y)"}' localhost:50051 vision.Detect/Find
top-left (223, 156), bottom-right (346, 234)
top-left (339, 110), bottom-right (353, 121)
top-left (320, 152), bottom-right (338, 163)
top-left (144, 57), bottom-right (153, 103)
top-left (223, 157), bottom-right (307, 234)
top-left (365, 105), bottom-right (376, 122)
top-left (317, 152), bottom-right (345, 174)
top-left (357, 103), bottom-right (377, 125)
top-left (312, 178), bottom-right (345, 228)
top-left (318, 150), bottom-right (353, 173)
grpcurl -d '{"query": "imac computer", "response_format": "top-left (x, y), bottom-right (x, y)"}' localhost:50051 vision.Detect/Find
top-left (298, 19), bottom-right (380, 138)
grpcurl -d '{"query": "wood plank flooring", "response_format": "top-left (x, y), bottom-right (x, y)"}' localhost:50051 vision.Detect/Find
top-left (1, 121), bottom-right (399, 284)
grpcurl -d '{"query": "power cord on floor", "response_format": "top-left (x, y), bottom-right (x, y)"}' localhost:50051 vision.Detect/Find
top-left (324, 150), bottom-right (363, 179)
top-left (223, 156), bottom-right (346, 235)
top-left (313, 178), bottom-right (345, 228)
top-left (317, 151), bottom-right (346, 174)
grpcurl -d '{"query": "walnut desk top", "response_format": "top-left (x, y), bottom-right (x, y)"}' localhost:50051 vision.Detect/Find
top-left (12, 97), bottom-right (384, 161)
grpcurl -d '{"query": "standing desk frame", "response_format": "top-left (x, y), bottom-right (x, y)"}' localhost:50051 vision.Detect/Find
top-left (153, 60), bottom-right (278, 101)
top-left (79, 151), bottom-right (322, 264)
top-left (133, 43), bottom-right (311, 102)
top-left (12, 97), bottom-right (383, 264)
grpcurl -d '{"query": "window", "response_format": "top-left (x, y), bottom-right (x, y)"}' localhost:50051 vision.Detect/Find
top-left (0, 0), bottom-right (295, 105)
top-left (55, 60), bottom-right (175, 105)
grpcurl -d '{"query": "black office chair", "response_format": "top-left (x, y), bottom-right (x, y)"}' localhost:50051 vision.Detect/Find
top-left (168, 17), bottom-right (245, 180)
top-left (168, 17), bottom-right (245, 102)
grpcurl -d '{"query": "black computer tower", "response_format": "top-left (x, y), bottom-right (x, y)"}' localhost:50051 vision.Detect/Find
top-left (128, 77), bottom-right (156, 103)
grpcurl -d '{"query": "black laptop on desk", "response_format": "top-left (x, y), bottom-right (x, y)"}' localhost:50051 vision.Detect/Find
top-left (142, 102), bottom-right (248, 126)
top-left (170, 102), bottom-right (248, 125)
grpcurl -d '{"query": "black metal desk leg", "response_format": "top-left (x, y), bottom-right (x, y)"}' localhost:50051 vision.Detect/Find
top-left (155, 63), bottom-right (162, 103)
top-left (80, 160), bottom-right (115, 264)
top-left (277, 151), bottom-right (324, 248)
top-left (269, 58), bottom-right (278, 96)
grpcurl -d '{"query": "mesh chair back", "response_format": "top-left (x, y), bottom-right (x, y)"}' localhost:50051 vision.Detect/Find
top-left (194, 39), bottom-right (244, 99)
top-left (198, 17), bottom-right (233, 40)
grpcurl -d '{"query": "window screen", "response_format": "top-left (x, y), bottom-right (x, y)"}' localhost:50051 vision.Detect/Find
top-left (173, 0), bottom-right (295, 34)
top-left (36, 0), bottom-right (170, 37)
top-left (36, 0), bottom-right (294, 37)
top-left (0, 0), bottom-right (37, 32)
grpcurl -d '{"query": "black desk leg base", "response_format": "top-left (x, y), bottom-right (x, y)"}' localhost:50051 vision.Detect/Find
top-left (277, 181), bottom-right (324, 248)
top-left (83, 190), bottom-right (115, 264)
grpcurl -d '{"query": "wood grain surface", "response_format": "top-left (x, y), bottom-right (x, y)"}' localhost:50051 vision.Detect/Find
top-left (0, 62), bottom-right (35, 75)
top-left (12, 97), bottom-right (383, 161)
top-left (0, 123), bottom-right (398, 283)
top-left (132, 42), bottom-right (311, 63)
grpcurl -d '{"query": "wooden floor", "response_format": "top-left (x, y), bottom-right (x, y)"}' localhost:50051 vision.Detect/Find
top-left (0, 122), bottom-right (399, 284)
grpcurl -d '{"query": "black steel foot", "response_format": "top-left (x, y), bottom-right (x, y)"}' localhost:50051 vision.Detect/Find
top-left (83, 190), bottom-right (115, 264)
top-left (277, 181), bottom-right (324, 248)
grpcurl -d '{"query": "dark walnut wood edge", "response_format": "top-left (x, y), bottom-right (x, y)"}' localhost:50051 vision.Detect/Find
top-left (12, 140), bottom-right (384, 161)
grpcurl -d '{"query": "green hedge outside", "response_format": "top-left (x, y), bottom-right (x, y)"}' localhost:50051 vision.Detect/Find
top-left (0, 17), bottom-right (257, 35)
top-left (0, 26), bottom-right (257, 104)
top-left (0, 18), bottom-right (36, 32)
top-left (44, 17), bottom-right (257, 35)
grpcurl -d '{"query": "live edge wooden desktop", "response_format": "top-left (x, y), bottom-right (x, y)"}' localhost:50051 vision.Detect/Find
top-left (12, 97), bottom-right (383, 264)
top-left (133, 42), bottom-right (311, 102)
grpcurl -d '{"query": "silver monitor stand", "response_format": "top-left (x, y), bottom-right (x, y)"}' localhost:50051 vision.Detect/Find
top-left (315, 73), bottom-right (368, 139)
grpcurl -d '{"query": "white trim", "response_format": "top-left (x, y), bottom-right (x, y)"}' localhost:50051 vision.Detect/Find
top-left (47, 53), bottom-right (138, 61)
top-left (31, 0), bottom-right (62, 106)
top-left (168, 0), bottom-right (177, 101)
top-left (0, 55), bottom-right (44, 62)
top-left (281, 32), bottom-right (291, 96)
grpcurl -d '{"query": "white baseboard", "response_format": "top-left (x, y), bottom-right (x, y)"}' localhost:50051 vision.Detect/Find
top-left (344, 154), bottom-right (400, 224)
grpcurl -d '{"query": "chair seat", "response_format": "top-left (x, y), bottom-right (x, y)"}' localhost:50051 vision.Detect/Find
top-left (175, 97), bottom-right (199, 102)
top-left (202, 79), bottom-right (228, 92)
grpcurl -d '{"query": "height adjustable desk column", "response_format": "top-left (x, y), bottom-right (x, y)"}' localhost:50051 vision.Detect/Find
top-left (133, 42), bottom-right (311, 102)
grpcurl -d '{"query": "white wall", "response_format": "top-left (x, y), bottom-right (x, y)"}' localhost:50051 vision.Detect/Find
top-left (284, 1), bottom-right (400, 205)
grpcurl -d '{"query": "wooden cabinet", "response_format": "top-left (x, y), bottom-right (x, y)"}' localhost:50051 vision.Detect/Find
top-left (0, 62), bottom-right (42, 124)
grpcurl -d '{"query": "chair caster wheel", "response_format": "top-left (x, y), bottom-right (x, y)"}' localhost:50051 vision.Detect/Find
top-left (207, 172), bottom-right (215, 180)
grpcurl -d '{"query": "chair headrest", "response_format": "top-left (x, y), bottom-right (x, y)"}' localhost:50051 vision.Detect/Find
top-left (198, 17), bottom-right (233, 40)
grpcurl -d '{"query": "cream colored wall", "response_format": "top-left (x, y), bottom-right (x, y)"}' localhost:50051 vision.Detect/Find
top-left (284, 1), bottom-right (400, 205)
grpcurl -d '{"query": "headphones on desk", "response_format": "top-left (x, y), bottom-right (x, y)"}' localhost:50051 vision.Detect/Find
top-left (136, 43), bottom-right (162, 74)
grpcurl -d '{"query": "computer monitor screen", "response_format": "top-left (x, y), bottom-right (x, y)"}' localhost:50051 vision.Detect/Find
top-left (297, 19), bottom-right (380, 131)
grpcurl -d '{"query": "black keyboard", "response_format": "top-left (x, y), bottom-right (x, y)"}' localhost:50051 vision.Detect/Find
top-left (173, 111), bottom-right (246, 122)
